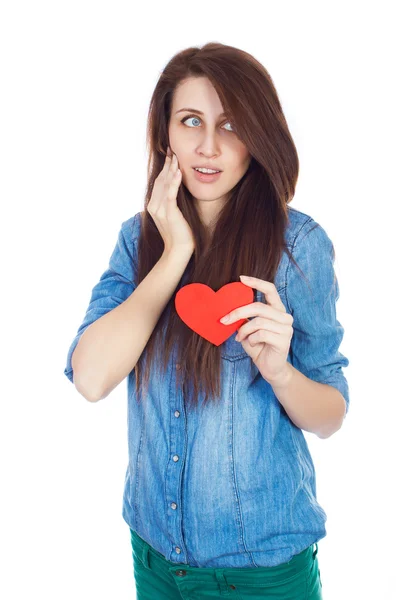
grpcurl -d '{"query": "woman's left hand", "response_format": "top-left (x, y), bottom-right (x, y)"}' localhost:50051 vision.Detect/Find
top-left (220, 276), bottom-right (294, 386)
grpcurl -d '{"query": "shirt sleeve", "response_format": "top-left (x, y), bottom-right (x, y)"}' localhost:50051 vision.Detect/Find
top-left (285, 218), bottom-right (350, 415)
top-left (64, 215), bottom-right (139, 385)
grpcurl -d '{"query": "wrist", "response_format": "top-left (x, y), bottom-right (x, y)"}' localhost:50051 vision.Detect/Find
top-left (268, 362), bottom-right (293, 390)
top-left (163, 245), bottom-right (194, 259)
top-left (162, 246), bottom-right (194, 265)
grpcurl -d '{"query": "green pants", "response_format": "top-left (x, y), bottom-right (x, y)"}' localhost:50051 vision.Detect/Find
top-left (130, 528), bottom-right (323, 599)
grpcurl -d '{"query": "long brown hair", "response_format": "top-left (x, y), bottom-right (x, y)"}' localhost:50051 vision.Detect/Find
top-left (133, 42), bottom-right (304, 410)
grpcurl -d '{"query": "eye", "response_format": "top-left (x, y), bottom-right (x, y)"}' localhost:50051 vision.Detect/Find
top-left (224, 121), bottom-right (236, 132)
top-left (181, 115), bottom-right (235, 133)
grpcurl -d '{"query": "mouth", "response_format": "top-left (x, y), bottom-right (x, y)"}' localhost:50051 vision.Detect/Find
top-left (192, 168), bottom-right (223, 183)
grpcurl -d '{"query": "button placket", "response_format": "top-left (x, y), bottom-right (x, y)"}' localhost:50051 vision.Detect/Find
top-left (168, 353), bottom-right (186, 561)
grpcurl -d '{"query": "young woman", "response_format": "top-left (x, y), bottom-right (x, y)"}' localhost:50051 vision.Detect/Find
top-left (64, 42), bottom-right (350, 599)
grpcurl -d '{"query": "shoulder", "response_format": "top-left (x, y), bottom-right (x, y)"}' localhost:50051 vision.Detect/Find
top-left (120, 211), bottom-right (143, 237)
top-left (118, 211), bottom-right (144, 253)
top-left (286, 206), bottom-right (333, 253)
top-left (107, 211), bottom-right (143, 270)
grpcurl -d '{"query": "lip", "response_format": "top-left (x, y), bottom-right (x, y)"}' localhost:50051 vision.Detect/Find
top-left (192, 165), bottom-right (223, 171)
top-left (192, 167), bottom-right (223, 183)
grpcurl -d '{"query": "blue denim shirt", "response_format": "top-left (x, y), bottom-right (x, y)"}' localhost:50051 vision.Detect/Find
top-left (64, 207), bottom-right (349, 568)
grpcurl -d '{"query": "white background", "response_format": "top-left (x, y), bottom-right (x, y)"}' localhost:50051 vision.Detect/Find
top-left (1, 1), bottom-right (399, 598)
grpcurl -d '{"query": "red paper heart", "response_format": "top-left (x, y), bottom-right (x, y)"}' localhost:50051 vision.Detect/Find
top-left (175, 282), bottom-right (254, 346)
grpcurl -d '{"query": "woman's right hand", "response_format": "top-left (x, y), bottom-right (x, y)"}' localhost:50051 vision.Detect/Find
top-left (147, 147), bottom-right (195, 254)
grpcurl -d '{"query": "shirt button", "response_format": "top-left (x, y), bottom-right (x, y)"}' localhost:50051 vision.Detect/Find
top-left (171, 502), bottom-right (177, 509)
top-left (174, 410), bottom-right (180, 417)
top-left (176, 363), bottom-right (181, 370)
top-left (172, 455), bottom-right (179, 462)
top-left (175, 546), bottom-right (181, 554)
top-left (175, 569), bottom-right (186, 576)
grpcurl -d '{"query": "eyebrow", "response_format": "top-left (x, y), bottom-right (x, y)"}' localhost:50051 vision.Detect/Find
top-left (175, 108), bottom-right (226, 117)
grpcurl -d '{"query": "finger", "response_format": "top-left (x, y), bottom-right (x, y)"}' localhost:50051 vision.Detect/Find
top-left (159, 146), bottom-right (174, 177)
top-left (236, 317), bottom-right (290, 341)
top-left (240, 276), bottom-right (286, 313)
top-left (162, 154), bottom-right (172, 176)
top-left (221, 303), bottom-right (292, 325)
top-left (166, 153), bottom-right (179, 182)
top-left (166, 167), bottom-right (182, 201)
top-left (150, 153), bottom-right (178, 212)
top-left (250, 329), bottom-right (287, 348)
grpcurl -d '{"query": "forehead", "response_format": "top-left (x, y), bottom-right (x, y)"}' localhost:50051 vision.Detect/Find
top-left (172, 76), bottom-right (224, 116)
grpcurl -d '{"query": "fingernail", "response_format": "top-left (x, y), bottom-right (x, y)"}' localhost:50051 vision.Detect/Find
top-left (220, 315), bottom-right (230, 323)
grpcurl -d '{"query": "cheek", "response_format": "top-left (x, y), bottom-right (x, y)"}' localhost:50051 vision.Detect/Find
top-left (168, 127), bottom-right (181, 152)
top-left (168, 136), bottom-right (185, 161)
top-left (229, 144), bottom-right (251, 173)
top-left (231, 160), bottom-right (250, 177)
top-left (238, 154), bottom-right (252, 175)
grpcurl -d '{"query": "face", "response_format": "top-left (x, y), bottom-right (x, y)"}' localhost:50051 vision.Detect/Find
top-left (168, 76), bottom-right (252, 228)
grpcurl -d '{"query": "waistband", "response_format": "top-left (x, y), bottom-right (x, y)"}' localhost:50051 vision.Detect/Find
top-left (130, 527), bottom-right (318, 584)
